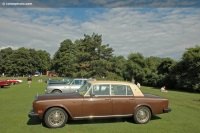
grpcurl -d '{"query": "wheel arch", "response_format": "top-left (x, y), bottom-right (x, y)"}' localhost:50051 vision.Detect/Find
top-left (134, 104), bottom-right (153, 115)
top-left (43, 105), bottom-right (73, 120)
top-left (51, 89), bottom-right (62, 93)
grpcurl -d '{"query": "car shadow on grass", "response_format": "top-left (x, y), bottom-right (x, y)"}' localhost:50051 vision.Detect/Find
top-left (0, 86), bottom-right (10, 90)
top-left (68, 115), bottom-right (161, 125)
top-left (27, 115), bottom-right (161, 127)
top-left (69, 117), bottom-right (132, 125)
top-left (151, 115), bottom-right (161, 121)
top-left (27, 118), bottom-right (42, 126)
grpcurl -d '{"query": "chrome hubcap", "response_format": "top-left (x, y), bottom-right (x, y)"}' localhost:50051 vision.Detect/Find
top-left (48, 110), bottom-right (65, 127)
top-left (136, 109), bottom-right (149, 123)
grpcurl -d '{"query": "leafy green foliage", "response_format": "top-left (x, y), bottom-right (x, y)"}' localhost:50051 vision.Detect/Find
top-left (169, 45), bottom-right (200, 91)
top-left (0, 33), bottom-right (199, 92)
top-left (0, 47), bottom-right (51, 76)
top-left (54, 33), bottom-right (114, 79)
top-left (53, 39), bottom-right (77, 77)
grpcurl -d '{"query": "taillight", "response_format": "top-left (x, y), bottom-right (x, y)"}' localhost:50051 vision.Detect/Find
top-left (163, 105), bottom-right (167, 109)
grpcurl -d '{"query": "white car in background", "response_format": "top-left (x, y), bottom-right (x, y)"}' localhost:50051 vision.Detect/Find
top-left (13, 79), bottom-right (23, 83)
top-left (45, 78), bottom-right (88, 93)
top-left (34, 71), bottom-right (40, 77)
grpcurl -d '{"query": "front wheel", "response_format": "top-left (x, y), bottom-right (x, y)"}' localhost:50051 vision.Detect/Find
top-left (134, 106), bottom-right (151, 124)
top-left (44, 107), bottom-right (68, 128)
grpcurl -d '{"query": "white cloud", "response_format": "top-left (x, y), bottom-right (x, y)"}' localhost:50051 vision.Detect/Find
top-left (82, 8), bottom-right (200, 60)
top-left (0, 8), bottom-right (200, 60)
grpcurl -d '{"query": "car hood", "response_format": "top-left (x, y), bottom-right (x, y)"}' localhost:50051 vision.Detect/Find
top-left (36, 92), bottom-right (82, 101)
top-left (47, 83), bottom-right (69, 86)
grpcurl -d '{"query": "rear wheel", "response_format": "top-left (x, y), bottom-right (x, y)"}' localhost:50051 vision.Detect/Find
top-left (44, 107), bottom-right (68, 128)
top-left (134, 106), bottom-right (151, 124)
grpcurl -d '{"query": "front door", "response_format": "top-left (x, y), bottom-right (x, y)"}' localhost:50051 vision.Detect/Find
top-left (82, 84), bottom-right (112, 117)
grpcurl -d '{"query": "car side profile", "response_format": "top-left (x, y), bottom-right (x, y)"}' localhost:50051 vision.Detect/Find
top-left (29, 80), bottom-right (171, 128)
top-left (6, 79), bottom-right (19, 85)
top-left (45, 78), bottom-right (88, 93)
top-left (0, 80), bottom-right (10, 88)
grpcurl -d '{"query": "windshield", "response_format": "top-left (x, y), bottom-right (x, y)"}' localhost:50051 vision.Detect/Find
top-left (78, 82), bottom-right (91, 96)
top-left (63, 78), bottom-right (73, 84)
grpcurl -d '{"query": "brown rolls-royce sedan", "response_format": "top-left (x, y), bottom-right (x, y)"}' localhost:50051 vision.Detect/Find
top-left (28, 81), bottom-right (171, 128)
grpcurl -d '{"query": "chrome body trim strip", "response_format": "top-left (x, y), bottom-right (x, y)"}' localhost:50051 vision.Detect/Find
top-left (74, 114), bottom-right (133, 119)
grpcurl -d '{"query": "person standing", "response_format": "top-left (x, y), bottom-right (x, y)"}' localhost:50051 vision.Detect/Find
top-left (27, 76), bottom-right (32, 87)
top-left (137, 82), bottom-right (141, 89)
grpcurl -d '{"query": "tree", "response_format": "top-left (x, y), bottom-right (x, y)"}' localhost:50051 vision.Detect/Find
top-left (0, 47), bottom-right (13, 75)
top-left (0, 47), bottom-right (51, 76)
top-left (125, 53), bottom-right (146, 83)
top-left (35, 50), bottom-right (52, 75)
top-left (157, 58), bottom-right (175, 75)
top-left (110, 56), bottom-right (126, 80)
top-left (53, 39), bottom-right (77, 77)
top-left (144, 56), bottom-right (162, 86)
top-left (169, 45), bottom-right (200, 91)
top-left (73, 33), bottom-right (114, 78)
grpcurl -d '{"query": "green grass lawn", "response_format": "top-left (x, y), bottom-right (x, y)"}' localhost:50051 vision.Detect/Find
top-left (0, 76), bottom-right (200, 133)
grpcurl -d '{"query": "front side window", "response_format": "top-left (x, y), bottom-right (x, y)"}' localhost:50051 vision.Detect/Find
top-left (91, 84), bottom-right (110, 96)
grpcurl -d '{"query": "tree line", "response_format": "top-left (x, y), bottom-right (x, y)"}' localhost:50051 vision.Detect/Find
top-left (0, 33), bottom-right (199, 92)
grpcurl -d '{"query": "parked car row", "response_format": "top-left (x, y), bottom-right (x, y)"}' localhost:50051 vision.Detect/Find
top-left (29, 78), bottom-right (171, 128)
top-left (0, 80), bottom-right (10, 88)
top-left (0, 79), bottom-right (22, 88)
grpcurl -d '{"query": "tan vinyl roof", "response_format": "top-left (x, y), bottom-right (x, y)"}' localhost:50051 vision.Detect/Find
top-left (87, 80), bottom-right (144, 96)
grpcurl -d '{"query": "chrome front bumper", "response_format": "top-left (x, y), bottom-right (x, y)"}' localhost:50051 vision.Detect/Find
top-left (28, 109), bottom-right (39, 118)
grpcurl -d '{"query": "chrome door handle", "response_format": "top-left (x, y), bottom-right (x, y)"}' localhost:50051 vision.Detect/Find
top-left (105, 98), bottom-right (111, 100)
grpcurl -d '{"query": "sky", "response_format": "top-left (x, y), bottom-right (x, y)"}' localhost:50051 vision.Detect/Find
top-left (0, 0), bottom-right (200, 60)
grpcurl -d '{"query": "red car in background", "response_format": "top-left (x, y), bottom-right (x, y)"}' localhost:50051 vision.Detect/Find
top-left (0, 80), bottom-right (10, 88)
top-left (6, 79), bottom-right (19, 85)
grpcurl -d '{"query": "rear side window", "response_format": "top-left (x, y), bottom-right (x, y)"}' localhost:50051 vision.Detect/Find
top-left (71, 80), bottom-right (83, 85)
top-left (111, 85), bottom-right (133, 96)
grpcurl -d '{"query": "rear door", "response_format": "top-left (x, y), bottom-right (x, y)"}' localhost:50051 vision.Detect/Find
top-left (111, 85), bottom-right (136, 115)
